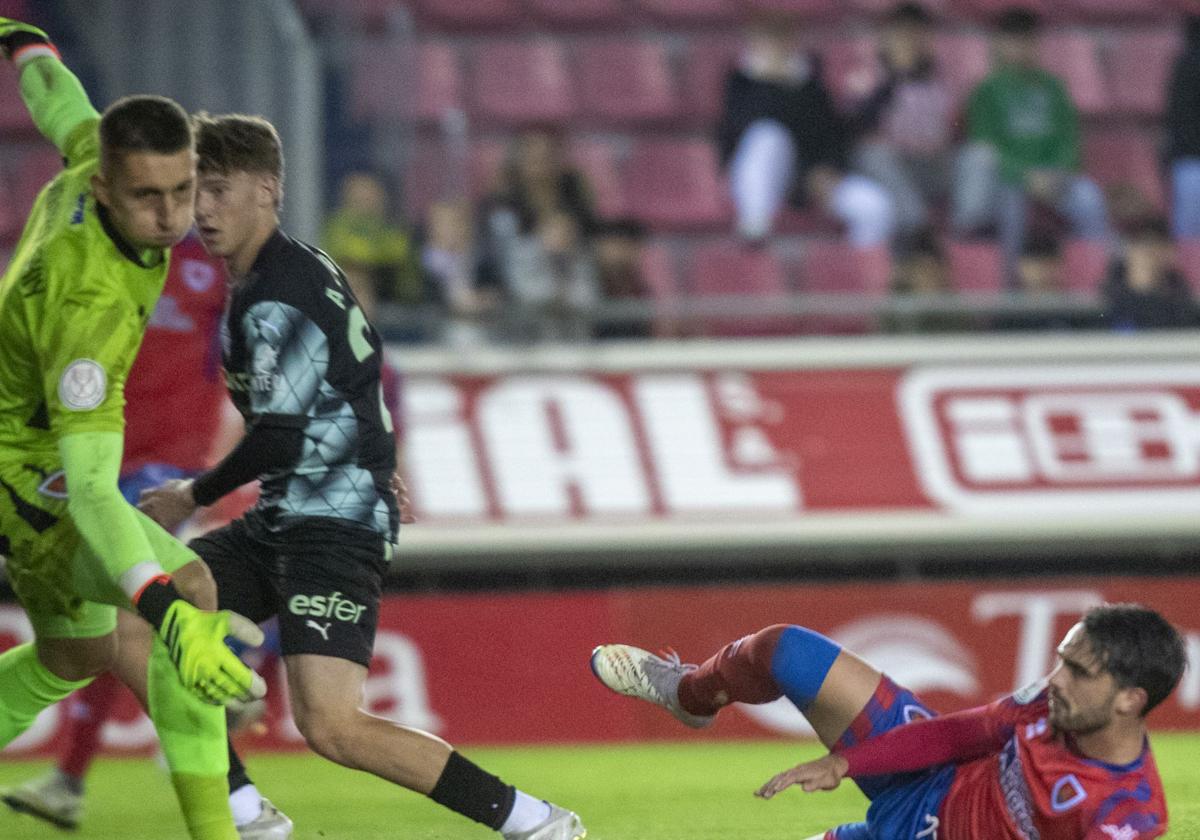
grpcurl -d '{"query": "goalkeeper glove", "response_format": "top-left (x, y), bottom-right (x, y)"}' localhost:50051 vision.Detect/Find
top-left (0, 17), bottom-right (52, 61)
top-left (136, 576), bottom-right (268, 706)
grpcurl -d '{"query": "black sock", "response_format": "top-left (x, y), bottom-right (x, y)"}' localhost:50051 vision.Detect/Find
top-left (227, 738), bottom-right (252, 793)
top-left (429, 751), bottom-right (516, 830)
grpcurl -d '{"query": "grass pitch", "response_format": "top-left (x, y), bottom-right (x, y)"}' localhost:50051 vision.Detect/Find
top-left (2, 735), bottom-right (1198, 839)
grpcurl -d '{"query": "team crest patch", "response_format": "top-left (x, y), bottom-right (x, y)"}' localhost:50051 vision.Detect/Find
top-left (1051, 774), bottom-right (1087, 812)
top-left (1099, 825), bottom-right (1140, 840)
top-left (58, 359), bottom-right (106, 411)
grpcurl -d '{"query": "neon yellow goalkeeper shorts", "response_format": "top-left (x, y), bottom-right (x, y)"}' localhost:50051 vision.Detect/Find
top-left (0, 457), bottom-right (197, 639)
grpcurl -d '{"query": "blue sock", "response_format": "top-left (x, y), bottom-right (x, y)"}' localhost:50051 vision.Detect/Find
top-left (768, 626), bottom-right (842, 711)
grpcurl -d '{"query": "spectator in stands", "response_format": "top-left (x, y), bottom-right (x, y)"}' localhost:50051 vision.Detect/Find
top-left (994, 233), bottom-right (1095, 331)
top-left (480, 127), bottom-right (600, 342)
top-left (882, 232), bottom-right (975, 333)
top-left (421, 198), bottom-right (502, 346)
top-left (593, 218), bottom-right (652, 340)
top-left (850, 2), bottom-right (957, 254)
top-left (717, 13), bottom-right (894, 248)
top-left (1102, 217), bottom-right (1199, 331)
top-left (956, 8), bottom-right (1110, 286)
top-left (322, 171), bottom-right (422, 313)
top-left (1166, 15), bottom-right (1200, 239)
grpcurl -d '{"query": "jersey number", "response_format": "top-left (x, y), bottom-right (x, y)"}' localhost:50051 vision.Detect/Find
top-left (348, 304), bottom-right (374, 363)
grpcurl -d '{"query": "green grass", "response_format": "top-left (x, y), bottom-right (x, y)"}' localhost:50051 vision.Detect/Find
top-left (1, 734), bottom-right (1198, 839)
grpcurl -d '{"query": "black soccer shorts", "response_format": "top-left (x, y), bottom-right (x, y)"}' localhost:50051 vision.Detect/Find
top-left (190, 514), bottom-right (390, 667)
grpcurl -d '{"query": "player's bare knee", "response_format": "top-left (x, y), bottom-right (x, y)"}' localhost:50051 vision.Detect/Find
top-left (172, 559), bottom-right (218, 610)
top-left (295, 706), bottom-right (359, 765)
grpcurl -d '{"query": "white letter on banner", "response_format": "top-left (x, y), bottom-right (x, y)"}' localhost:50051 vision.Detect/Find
top-left (364, 632), bottom-right (443, 733)
top-left (479, 376), bottom-right (650, 516)
top-left (635, 374), bottom-right (798, 513)
top-left (972, 591), bottom-right (1104, 690)
top-left (404, 377), bottom-right (488, 518)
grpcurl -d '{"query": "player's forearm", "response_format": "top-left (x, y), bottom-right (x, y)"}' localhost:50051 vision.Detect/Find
top-left (58, 431), bottom-right (164, 599)
top-left (10, 36), bottom-right (99, 155)
top-left (191, 414), bottom-right (305, 506)
top-left (835, 705), bottom-right (1003, 777)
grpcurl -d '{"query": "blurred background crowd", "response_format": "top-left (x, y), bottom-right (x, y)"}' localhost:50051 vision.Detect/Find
top-left (3, 0), bottom-right (1200, 344)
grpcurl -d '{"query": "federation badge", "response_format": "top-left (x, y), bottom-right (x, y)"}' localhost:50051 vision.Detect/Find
top-left (58, 359), bottom-right (106, 411)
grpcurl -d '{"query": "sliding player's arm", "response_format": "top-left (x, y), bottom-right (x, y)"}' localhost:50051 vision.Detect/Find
top-left (757, 686), bottom-right (1041, 799)
top-left (0, 17), bottom-right (99, 162)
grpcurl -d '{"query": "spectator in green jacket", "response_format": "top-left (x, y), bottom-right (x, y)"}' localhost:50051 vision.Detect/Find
top-left (954, 7), bottom-right (1111, 286)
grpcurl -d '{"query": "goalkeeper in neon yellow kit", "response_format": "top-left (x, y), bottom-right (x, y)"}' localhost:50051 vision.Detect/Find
top-left (0, 18), bottom-right (264, 840)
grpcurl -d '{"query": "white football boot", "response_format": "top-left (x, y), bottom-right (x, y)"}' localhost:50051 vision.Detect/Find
top-left (503, 804), bottom-right (586, 840)
top-left (0, 769), bottom-right (83, 830)
top-left (237, 797), bottom-right (293, 840)
top-left (590, 644), bottom-right (714, 729)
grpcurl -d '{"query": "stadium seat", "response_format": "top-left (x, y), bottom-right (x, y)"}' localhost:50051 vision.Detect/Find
top-left (525, 0), bottom-right (628, 27)
top-left (569, 139), bottom-right (626, 219)
top-left (470, 139), bottom-right (508, 198)
top-left (799, 242), bottom-right (892, 296)
top-left (1061, 239), bottom-right (1112, 294)
top-left (1176, 239), bottom-right (1200, 295)
top-left (473, 41), bottom-right (576, 125)
top-left (932, 33), bottom-right (991, 107)
top-left (946, 240), bottom-right (1004, 294)
top-left (1038, 34), bottom-right (1108, 116)
top-left (740, 0), bottom-right (840, 17)
top-left (349, 42), bottom-right (416, 122)
top-left (0, 72), bottom-right (34, 136)
top-left (632, 0), bottom-right (740, 24)
top-left (577, 40), bottom-right (679, 125)
top-left (413, 42), bottom-right (463, 124)
top-left (638, 242), bottom-right (685, 335)
top-left (846, 0), bottom-right (951, 14)
top-left (0, 0), bottom-right (30, 18)
top-left (624, 139), bottom-right (729, 230)
top-left (12, 149), bottom-right (63, 224)
top-left (957, 0), bottom-right (1050, 19)
top-left (688, 241), bottom-right (799, 336)
top-left (1107, 31), bottom-right (1179, 116)
top-left (682, 36), bottom-right (741, 124)
top-left (1061, 0), bottom-right (1171, 18)
top-left (1083, 129), bottom-right (1166, 212)
top-left (415, 0), bottom-right (522, 29)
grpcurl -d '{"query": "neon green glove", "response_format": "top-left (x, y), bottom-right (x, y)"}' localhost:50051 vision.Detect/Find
top-left (159, 601), bottom-right (268, 706)
top-left (0, 17), bottom-right (51, 60)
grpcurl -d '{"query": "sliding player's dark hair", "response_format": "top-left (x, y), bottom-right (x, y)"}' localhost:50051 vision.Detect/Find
top-left (1083, 604), bottom-right (1186, 716)
top-left (99, 95), bottom-right (192, 172)
top-left (193, 111), bottom-right (283, 182)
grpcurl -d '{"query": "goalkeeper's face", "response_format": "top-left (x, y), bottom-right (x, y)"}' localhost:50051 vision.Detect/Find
top-left (93, 149), bottom-right (196, 250)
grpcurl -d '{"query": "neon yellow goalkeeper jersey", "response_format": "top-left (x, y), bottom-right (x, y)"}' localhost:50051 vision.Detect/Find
top-left (0, 118), bottom-right (168, 465)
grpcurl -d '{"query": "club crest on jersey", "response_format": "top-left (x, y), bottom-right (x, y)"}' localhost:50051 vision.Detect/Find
top-left (1051, 774), bottom-right (1088, 812)
top-left (58, 359), bottom-right (106, 411)
top-left (1099, 825), bottom-right (1140, 840)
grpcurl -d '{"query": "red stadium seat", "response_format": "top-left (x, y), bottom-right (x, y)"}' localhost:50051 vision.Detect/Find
top-left (415, 0), bottom-right (522, 29)
top-left (682, 36), bottom-right (741, 124)
top-left (473, 41), bottom-right (576, 125)
top-left (0, 1), bottom-right (30, 17)
top-left (740, 0), bottom-right (840, 17)
top-left (1083, 129), bottom-right (1166, 212)
top-left (632, 0), bottom-right (739, 24)
top-left (688, 241), bottom-right (799, 336)
top-left (846, 0), bottom-right (951, 14)
top-left (957, 0), bottom-right (1050, 19)
top-left (1038, 34), bottom-right (1108, 116)
top-left (349, 42), bottom-right (413, 122)
top-left (624, 140), bottom-right (729, 230)
top-left (526, 0), bottom-right (627, 27)
top-left (1061, 239), bottom-right (1112, 294)
top-left (1176, 239), bottom-right (1200, 295)
top-left (933, 33), bottom-right (992, 108)
top-left (413, 42), bottom-right (463, 124)
top-left (0, 71), bottom-right (35, 136)
top-left (569, 139), bottom-right (625, 219)
top-left (1061, 0), bottom-right (1171, 18)
top-left (12, 148), bottom-right (63, 224)
top-left (947, 240), bottom-right (1004, 294)
top-left (577, 40), bottom-right (679, 125)
top-left (638, 242), bottom-right (685, 336)
top-left (1107, 31), bottom-right (1180, 116)
top-left (800, 242), bottom-right (892, 296)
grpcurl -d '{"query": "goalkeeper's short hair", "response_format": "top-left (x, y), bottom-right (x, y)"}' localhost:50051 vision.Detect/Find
top-left (99, 95), bottom-right (192, 172)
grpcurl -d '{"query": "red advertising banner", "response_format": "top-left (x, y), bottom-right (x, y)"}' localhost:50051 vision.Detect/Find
top-left (402, 362), bottom-right (1200, 525)
top-left (3, 577), bottom-right (1197, 756)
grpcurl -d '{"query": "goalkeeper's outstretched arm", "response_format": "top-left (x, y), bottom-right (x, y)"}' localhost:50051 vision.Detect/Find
top-left (0, 16), bottom-right (99, 157)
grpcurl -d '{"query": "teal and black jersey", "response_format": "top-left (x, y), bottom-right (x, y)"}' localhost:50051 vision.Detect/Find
top-left (221, 229), bottom-right (398, 541)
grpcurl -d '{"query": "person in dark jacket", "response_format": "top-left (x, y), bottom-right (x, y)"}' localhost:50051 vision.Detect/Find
top-left (718, 14), bottom-right (894, 248)
top-left (1166, 15), bottom-right (1200, 239)
top-left (1103, 217), bottom-right (1200, 331)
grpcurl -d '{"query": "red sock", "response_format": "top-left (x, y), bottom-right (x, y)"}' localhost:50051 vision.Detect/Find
top-left (677, 625), bottom-right (788, 717)
top-left (59, 672), bottom-right (124, 780)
